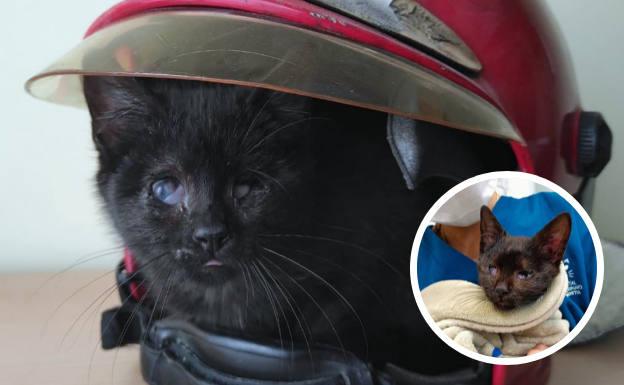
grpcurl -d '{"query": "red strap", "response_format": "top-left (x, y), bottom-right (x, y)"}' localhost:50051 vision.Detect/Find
top-left (123, 248), bottom-right (145, 300)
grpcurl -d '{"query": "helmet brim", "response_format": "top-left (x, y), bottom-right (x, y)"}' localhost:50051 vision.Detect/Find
top-left (25, 10), bottom-right (522, 143)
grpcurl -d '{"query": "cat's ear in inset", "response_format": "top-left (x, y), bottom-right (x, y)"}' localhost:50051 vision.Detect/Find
top-left (480, 205), bottom-right (505, 252)
top-left (532, 213), bottom-right (572, 265)
top-left (83, 76), bottom-right (150, 157)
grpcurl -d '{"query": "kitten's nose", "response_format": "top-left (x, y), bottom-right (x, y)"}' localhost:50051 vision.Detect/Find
top-left (495, 281), bottom-right (510, 296)
top-left (192, 224), bottom-right (229, 253)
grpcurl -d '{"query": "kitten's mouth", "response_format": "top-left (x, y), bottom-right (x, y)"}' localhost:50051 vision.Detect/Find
top-left (175, 249), bottom-right (225, 271)
top-left (202, 259), bottom-right (224, 269)
top-left (494, 302), bottom-right (516, 311)
top-left (487, 293), bottom-right (517, 310)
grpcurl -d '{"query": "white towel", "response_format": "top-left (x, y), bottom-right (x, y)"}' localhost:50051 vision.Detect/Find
top-left (421, 264), bottom-right (569, 357)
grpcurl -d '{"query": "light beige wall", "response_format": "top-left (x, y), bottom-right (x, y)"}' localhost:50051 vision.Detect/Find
top-left (0, 1), bottom-right (120, 271)
top-left (546, 0), bottom-right (624, 242)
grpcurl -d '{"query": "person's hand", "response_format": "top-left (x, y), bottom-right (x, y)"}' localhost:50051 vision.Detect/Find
top-left (527, 343), bottom-right (549, 355)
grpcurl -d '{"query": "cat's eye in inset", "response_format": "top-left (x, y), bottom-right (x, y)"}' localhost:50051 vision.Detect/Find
top-left (152, 177), bottom-right (185, 205)
top-left (488, 265), bottom-right (498, 275)
top-left (517, 270), bottom-right (533, 280)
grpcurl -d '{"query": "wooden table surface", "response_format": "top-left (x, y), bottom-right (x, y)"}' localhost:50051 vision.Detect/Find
top-left (0, 271), bottom-right (142, 385)
top-left (1, 270), bottom-right (622, 385)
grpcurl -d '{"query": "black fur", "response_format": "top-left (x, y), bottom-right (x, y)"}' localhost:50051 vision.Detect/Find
top-left (84, 76), bottom-right (511, 372)
top-left (478, 206), bottom-right (571, 310)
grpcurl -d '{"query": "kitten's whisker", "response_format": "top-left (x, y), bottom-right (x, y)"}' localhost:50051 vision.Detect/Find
top-left (241, 91), bottom-right (280, 145)
top-left (241, 264), bottom-right (255, 324)
top-left (250, 261), bottom-right (285, 350)
top-left (246, 168), bottom-right (289, 195)
top-left (86, 275), bottom-right (148, 385)
top-left (110, 278), bottom-right (151, 384)
top-left (44, 268), bottom-right (118, 342)
top-left (259, 260), bottom-right (314, 345)
top-left (111, 259), bottom-right (171, 384)
top-left (239, 262), bottom-right (251, 317)
top-left (314, 222), bottom-right (361, 234)
top-left (257, 259), bottom-right (311, 362)
top-left (255, 261), bottom-right (295, 353)
top-left (245, 117), bottom-right (331, 154)
top-left (260, 255), bottom-right (347, 358)
top-left (262, 247), bottom-right (369, 359)
top-left (55, 251), bottom-right (169, 346)
top-left (31, 246), bottom-right (126, 298)
top-left (85, 252), bottom-right (169, 385)
top-left (158, 272), bottom-right (175, 320)
top-left (58, 277), bottom-right (119, 349)
top-left (259, 233), bottom-right (405, 280)
top-left (68, 266), bottom-right (132, 351)
top-left (276, 245), bottom-right (385, 306)
top-left (146, 271), bottom-right (172, 330)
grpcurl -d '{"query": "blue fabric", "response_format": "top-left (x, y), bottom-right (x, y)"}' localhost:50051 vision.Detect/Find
top-left (417, 226), bottom-right (479, 290)
top-left (417, 192), bottom-right (596, 330)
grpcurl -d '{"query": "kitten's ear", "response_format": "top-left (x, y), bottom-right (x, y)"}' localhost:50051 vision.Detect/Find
top-left (83, 76), bottom-right (149, 157)
top-left (532, 213), bottom-right (572, 264)
top-left (480, 205), bottom-right (505, 252)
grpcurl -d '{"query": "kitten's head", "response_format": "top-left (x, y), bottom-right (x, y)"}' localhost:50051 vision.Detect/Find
top-left (477, 206), bottom-right (571, 310)
top-left (84, 76), bottom-right (319, 310)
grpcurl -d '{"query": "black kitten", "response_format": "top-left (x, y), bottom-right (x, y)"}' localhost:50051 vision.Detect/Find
top-left (478, 206), bottom-right (571, 310)
top-left (84, 76), bottom-right (504, 372)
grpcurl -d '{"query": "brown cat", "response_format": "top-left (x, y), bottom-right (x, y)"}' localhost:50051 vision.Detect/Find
top-left (478, 206), bottom-right (571, 310)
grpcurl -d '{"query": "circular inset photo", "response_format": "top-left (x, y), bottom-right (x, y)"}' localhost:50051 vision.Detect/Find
top-left (410, 171), bottom-right (603, 365)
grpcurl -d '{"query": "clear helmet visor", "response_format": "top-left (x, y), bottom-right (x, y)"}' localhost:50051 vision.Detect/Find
top-left (25, 9), bottom-right (522, 143)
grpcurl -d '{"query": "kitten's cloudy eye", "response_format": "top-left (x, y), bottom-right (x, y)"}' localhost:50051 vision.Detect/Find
top-left (517, 270), bottom-right (533, 280)
top-left (488, 265), bottom-right (498, 275)
top-left (152, 178), bottom-right (184, 205)
top-left (233, 183), bottom-right (251, 199)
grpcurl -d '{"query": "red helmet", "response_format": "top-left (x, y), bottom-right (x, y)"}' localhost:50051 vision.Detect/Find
top-left (26, 2), bottom-right (610, 385)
